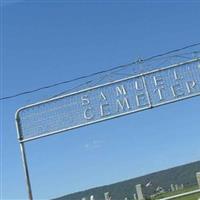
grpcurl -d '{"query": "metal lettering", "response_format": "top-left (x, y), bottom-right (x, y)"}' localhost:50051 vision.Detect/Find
top-left (171, 84), bottom-right (184, 97)
top-left (100, 91), bottom-right (107, 101)
top-left (81, 95), bottom-right (90, 105)
top-left (186, 81), bottom-right (196, 94)
top-left (153, 75), bottom-right (164, 87)
top-left (116, 98), bottom-right (131, 112)
top-left (116, 85), bottom-right (127, 96)
top-left (173, 69), bottom-right (183, 80)
top-left (136, 93), bottom-right (148, 107)
top-left (100, 103), bottom-right (111, 117)
top-left (84, 107), bottom-right (94, 120)
top-left (153, 75), bottom-right (165, 101)
top-left (135, 79), bottom-right (144, 90)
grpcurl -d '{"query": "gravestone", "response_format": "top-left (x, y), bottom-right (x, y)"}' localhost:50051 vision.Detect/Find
top-left (90, 195), bottom-right (95, 200)
top-left (81, 198), bottom-right (86, 200)
top-left (196, 172), bottom-right (200, 188)
top-left (133, 193), bottom-right (137, 200)
top-left (170, 184), bottom-right (175, 192)
top-left (104, 192), bottom-right (111, 200)
top-left (180, 184), bottom-right (184, 189)
top-left (175, 184), bottom-right (178, 191)
top-left (136, 184), bottom-right (145, 200)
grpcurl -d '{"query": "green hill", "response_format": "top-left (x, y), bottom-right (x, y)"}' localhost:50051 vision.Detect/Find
top-left (54, 161), bottom-right (200, 200)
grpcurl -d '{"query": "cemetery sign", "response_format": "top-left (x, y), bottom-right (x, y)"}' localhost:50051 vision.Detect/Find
top-left (16, 58), bottom-right (200, 143)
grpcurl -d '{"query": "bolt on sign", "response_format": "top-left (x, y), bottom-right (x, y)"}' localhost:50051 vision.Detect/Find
top-left (16, 58), bottom-right (200, 143)
top-left (15, 58), bottom-right (200, 200)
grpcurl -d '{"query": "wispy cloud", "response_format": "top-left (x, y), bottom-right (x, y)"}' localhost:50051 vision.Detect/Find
top-left (84, 139), bottom-right (104, 150)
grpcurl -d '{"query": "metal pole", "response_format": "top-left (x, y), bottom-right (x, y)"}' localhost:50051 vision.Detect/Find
top-left (15, 115), bottom-right (33, 200)
top-left (19, 141), bottom-right (33, 200)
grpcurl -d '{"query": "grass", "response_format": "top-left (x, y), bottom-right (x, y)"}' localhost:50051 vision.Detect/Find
top-left (173, 192), bottom-right (200, 200)
top-left (152, 185), bottom-right (200, 200)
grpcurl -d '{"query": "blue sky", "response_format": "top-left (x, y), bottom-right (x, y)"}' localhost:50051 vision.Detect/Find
top-left (1, 1), bottom-right (200, 199)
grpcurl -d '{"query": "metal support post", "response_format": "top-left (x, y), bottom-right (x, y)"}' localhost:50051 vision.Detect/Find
top-left (16, 115), bottom-right (33, 200)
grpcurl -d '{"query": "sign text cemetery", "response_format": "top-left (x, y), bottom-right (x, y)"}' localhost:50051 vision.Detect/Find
top-left (16, 58), bottom-right (200, 142)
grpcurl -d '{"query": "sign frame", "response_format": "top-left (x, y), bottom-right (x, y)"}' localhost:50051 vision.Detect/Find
top-left (16, 58), bottom-right (200, 143)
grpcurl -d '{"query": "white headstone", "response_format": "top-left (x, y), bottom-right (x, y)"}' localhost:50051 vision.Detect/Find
top-left (136, 184), bottom-right (145, 200)
top-left (81, 198), bottom-right (86, 200)
top-left (133, 193), bottom-right (137, 200)
top-left (175, 184), bottom-right (178, 191)
top-left (104, 192), bottom-right (111, 200)
top-left (90, 195), bottom-right (95, 200)
top-left (197, 172), bottom-right (200, 188)
top-left (170, 184), bottom-right (175, 192)
top-left (180, 184), bottom-right (184, 189)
